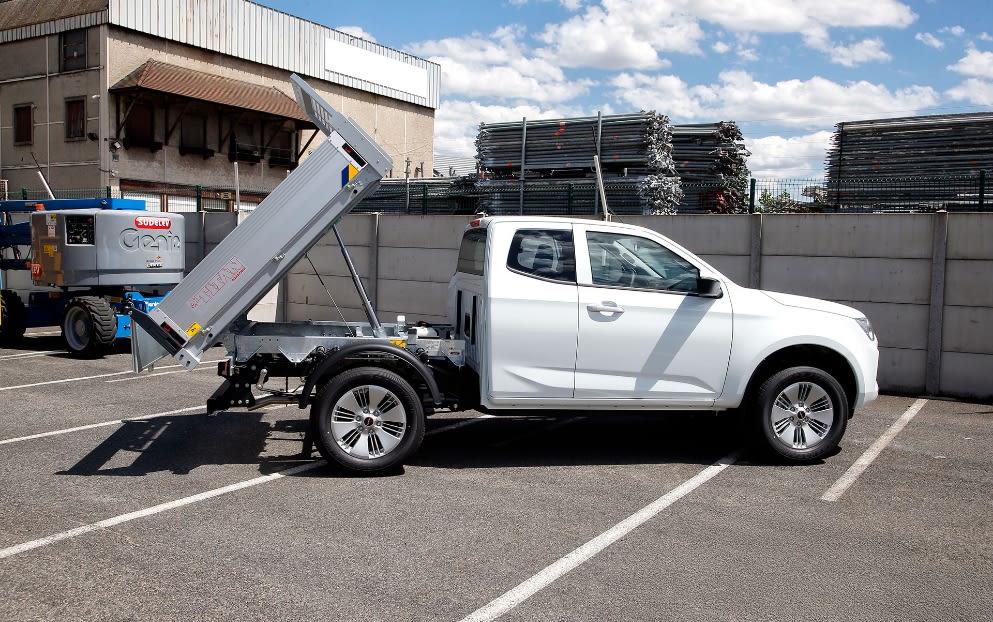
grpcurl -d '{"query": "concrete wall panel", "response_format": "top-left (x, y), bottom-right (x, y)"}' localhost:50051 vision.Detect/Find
top-left (761, 256), bottom-right (932, 304)
top-left (701, 255), bottom-right (749, 284)
top-left (377, 278), bottom-right (450, 320)
top-left (939, 352), bottom-right (993, 401)
top-left (380, 247), bottom-right (458, 283)
top-left (947, 213), bottom-right (993, 260)
top-left (944, 260), bottom-right (993, 307)
top-left (853, 302), bottom-right (930, 351)
top-left (762, 214), bottom-right (933, 258)
top-left (629, 215), bottom-right (753, 255)
top-left (942, 306), bottom-right (993, 355)
top-left (877, 348), bottom-right (926, 395)
top-left (378, 215), bottom-right (469, 249)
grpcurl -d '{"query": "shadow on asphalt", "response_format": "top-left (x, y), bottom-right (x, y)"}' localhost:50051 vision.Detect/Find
top-left (56, 409), bottom-right (827, 478)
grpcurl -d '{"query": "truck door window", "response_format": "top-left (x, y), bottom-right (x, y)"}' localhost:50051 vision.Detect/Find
top-left (507, 229), bottom-right (576, 283)
top-left (587, 231), bottom-right (699, 292)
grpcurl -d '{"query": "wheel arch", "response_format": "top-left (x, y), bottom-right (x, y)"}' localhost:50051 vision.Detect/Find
top-left (299, 343), bottom-right (443, 410)
top-left (743, 345), bottom-right (858, 415)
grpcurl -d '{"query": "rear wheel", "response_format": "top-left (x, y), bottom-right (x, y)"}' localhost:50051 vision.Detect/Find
top-left (62, 296), bottom-right (116, 357)
top-left (0, 290), bottom-right (27, 346)
top-left (755, 366), bottom-right (848, 462)
top-left (310, 366), bottom-right (425, 473)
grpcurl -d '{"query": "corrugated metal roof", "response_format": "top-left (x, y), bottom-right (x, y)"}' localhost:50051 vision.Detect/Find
top-left (110, 60), bottom-right (309, 122)
top-left (0, 0), bottom-right (440, 109)
top-left (0, 0), bottom-right (107, 30)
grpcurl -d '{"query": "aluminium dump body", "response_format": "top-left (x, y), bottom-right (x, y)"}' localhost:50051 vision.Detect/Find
top-left (130, 75), bottom-right (392, 372)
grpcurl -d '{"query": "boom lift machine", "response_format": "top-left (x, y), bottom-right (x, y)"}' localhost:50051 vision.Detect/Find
top-left (1, 198), bottom-right (184, 355)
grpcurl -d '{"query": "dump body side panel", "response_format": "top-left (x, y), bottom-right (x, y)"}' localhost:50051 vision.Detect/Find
top-left (131, 75), bottom-right (392, 372)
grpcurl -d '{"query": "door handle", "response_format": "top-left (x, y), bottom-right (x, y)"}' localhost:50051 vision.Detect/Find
top-left (588, 302), bottom-right (624, 314)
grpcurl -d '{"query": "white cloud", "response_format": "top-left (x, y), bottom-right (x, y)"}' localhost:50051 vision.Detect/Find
top-left (981, 32), bottom-right (993, 42)
top-left (946, 78), bottom-right (993, 106)
top-left (537, 2), bottom-right (701, 69)
top-left (824, 37), bottom-right (892, 66)
top-left (745, 131), bottom-right (834, 178)
top-left (712, 41), bottom-right (731, 54)
top-left (948, 47), bottom-right (993, 78)
top-left (560, 0), bottom-right (583, 10)
top-left (334, 26), bottom-right (376, 42)
top-left (939, 25), bottom-right (965, 36)
top-left (409, 27), bottom-right (595, 102)
top-left (915, 32), bottom-right (943, 49)
top-left (610, 70), bottom-right (940, 127)
top-left (534, 0), bottom-right (914, 70)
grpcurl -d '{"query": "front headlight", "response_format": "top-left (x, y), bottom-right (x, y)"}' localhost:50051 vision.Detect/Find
top-left (855, 317), bottom-right (876, 342)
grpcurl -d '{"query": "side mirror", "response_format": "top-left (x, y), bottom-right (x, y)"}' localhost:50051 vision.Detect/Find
top-left (696, 277), bottom-right (723, 298)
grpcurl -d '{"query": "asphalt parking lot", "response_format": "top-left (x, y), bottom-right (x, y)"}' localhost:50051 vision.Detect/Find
top-left (1, 330), bottom-right (992, 621)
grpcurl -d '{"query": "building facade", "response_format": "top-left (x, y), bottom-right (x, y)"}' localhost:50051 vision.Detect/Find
top-left (0, 0), bottom-right (440, 208)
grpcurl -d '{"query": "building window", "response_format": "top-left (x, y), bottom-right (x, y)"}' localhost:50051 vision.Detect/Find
top-left (268, 129), bottom-right (294, 167)
top-left (124, 102), bottom-right (161, 151)
top-left (230, 122), bottom-right (261, 163)
top-left (14, 105), bottom-right (32, 144)
top-left (179, 114), bottom-right (213, 158)
top-left (65, 99), bottom-right (85, 140)
top-left (61, 30), bottom-right (87, 72)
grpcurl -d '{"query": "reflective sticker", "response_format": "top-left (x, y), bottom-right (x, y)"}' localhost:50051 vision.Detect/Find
top-left (340, 162), bottom-right (359, 187)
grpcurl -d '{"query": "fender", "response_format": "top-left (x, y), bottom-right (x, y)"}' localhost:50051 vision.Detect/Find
top-left (298, 342), bottom-right (444, 409)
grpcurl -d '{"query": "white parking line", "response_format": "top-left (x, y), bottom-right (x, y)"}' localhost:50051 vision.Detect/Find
top-left (0, 350), bottom-right (61, 360)
top-left (0, 360), bottom-right (225, 392)
top-left (459, 452), bottom-right (739, 622)
top-left (105, 366), bottom-right (215, 382)
top-left (821, 398), bottom-right (928, 502)
top-left (0, 461), bottom-right (326, 560)
top-left (0, 413), bottom-right (494, 560)
top-left (0, 370), bottom-right (133, 390)
top-left (0, 405), bottom-right (206, 446)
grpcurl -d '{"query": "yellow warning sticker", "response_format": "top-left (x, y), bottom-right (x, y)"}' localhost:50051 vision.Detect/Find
top-left (185, 322), bottom-right (202, 337)
top-left (43, 244), bottom-right (57, 257)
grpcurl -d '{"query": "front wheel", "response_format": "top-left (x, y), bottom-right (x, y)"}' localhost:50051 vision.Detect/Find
top-left (754, 366), bottom-right (849, 462)
top-left (62, 296), bottom-right (116, 357)
top-left (310, 367), bottom-right (425, 473)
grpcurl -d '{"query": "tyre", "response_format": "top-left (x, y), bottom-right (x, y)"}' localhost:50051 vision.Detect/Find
top-left (0, 290), bottom-right (27, 346)
top-left (310, 366), bottom-right (426, 473)
top-left (62, 296), bottom-right (116, 357)
top-left (754, 366), bottom-right (849, 462)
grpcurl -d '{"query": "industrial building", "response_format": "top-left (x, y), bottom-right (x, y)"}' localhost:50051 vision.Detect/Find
top-left (0, 0), bottom-right (440, 208)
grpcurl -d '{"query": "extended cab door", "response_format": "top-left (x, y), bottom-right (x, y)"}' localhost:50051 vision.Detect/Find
top-left (484, 224), bottom-right (579, 400)
top-left (573, 224), bottom-right (732, 405)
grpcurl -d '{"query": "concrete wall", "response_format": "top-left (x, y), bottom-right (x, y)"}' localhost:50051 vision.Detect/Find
top-left (195, 212), bottom-right (992, 402)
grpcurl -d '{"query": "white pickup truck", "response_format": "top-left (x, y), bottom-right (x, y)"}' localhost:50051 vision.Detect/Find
top-left (131, 76), bottom-right (878, 474)
top-left (442, 216), bottom-right (878, 462)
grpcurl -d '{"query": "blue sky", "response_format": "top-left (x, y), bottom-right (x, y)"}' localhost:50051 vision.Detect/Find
top-left (259, 0), bottom-right (993, 178)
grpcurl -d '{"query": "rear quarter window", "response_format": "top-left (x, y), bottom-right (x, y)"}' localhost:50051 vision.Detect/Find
top-left (457, 228), bottom-right (487, 276)
top-left (506, 229), bottom-right (576, 283)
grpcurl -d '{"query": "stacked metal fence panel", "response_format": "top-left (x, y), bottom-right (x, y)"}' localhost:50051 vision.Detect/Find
top-left (671, 122), bottom-right (751, 213)
top-left (474, 112), bottom-right (684, 214)
top-left (825, 112), bottom-right (993, 210)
